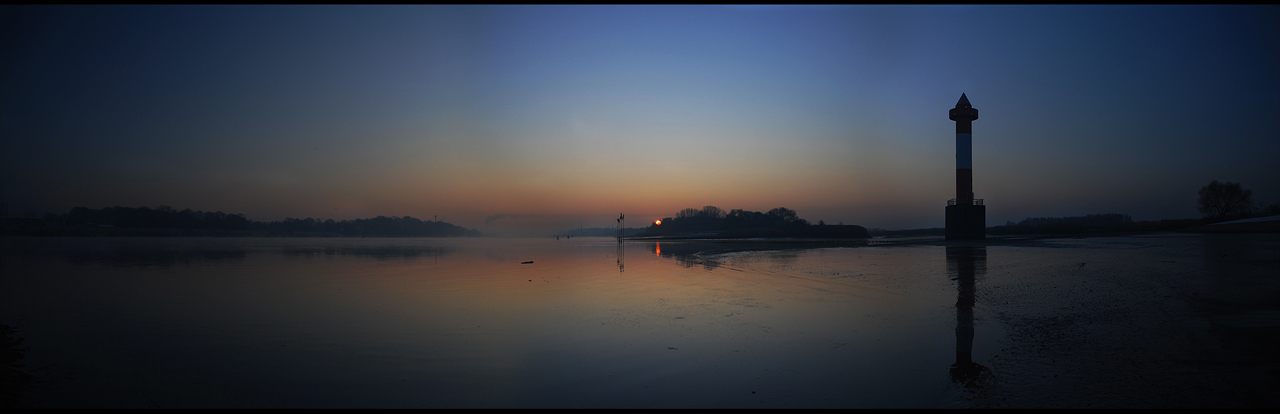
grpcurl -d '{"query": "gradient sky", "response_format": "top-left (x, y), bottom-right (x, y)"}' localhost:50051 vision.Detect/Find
top-left (3, 5), bottom-right (1278, 235)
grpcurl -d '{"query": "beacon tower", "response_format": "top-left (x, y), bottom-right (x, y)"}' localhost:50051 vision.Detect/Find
top-left (946, 94), bottom-right (985, 240)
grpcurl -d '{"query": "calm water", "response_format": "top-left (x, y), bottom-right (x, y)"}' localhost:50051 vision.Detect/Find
top-left (3, 234), bottom-right (1277, 408)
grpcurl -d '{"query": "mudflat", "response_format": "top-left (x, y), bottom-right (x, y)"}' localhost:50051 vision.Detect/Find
top-left (700, 233), bottom-right (1280, 408)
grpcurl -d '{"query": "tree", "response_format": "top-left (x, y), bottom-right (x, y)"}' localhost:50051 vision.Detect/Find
top-left (700, 205), bottom-right (726, 219)
top-left (1198, 180), bottom-right (1253, 219)
top-left (767, 207), bottom-right (799, 223)
top-left (675, 208), bottom-right (701, 219)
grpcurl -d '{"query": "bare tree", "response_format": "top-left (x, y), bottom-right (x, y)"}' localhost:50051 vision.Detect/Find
top-left (1198, 180), bottom-right (1253, 219)
top-left (767, 207), bottom-right (800, 223)
top-left (676, 208), bottom-right (701, 219)
top-left (700, 205), bottom-right (726, 219)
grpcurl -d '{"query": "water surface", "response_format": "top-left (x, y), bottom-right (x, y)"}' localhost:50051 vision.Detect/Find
top-left (3, 234), bottom-right (1277, 408)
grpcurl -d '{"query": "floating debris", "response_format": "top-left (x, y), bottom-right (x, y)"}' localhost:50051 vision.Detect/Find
top-left (521, 261), bottom-right (534, 264)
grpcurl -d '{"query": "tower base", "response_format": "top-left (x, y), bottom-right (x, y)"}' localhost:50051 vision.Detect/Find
top-left (946, 204), bottom-right (986, 240)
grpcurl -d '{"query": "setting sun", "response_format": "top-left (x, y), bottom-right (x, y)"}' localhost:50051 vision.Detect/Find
top-left (655, 220), bottom-right (662, 225)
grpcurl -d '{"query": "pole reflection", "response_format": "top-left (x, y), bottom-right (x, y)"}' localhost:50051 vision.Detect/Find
top-left (947, 244), bottom-right (991, 387)
top-left (616, 242), bottom-right (625, 273)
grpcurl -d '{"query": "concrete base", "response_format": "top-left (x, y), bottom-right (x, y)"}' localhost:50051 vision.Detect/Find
top-left (946, 204), bottom-right (986, 240)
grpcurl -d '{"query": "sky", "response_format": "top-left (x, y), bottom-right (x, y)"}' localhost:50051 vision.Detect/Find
top-left (2, 5), bottom-right (1278, 235)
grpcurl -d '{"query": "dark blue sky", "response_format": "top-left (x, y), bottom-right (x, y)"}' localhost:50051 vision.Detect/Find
top-left (2, 5), bottom-right (1278, 233)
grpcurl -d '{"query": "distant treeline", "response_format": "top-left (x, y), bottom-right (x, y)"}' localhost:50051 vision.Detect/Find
top-left (3, 205), bottom-right (481, 237)
top-left (640, 206), bottom-right (868, 239)
top-left (1011, 213), bottom-right (1132, 228)
top-left (561, 227), bottom-right (648, 238)
top-left (867, 214), bottom-right (1260, 237)
top-left (990, 213), bottom-right (1133, 234)
top-left (988, 213), bottom-right (1278, 235)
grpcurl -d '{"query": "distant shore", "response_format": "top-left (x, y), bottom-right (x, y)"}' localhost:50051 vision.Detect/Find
top-left (0, 205), bottom-right (482, 238)
top-left (623, 216), bottom-right (1280, 243)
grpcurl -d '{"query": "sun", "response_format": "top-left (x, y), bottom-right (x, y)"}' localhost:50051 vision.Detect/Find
top-left (654, 220), bottom-right (662, 225)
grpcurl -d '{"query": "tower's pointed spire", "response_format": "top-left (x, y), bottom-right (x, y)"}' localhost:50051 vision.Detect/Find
top-left (957, 93), bottom-right (971, 108)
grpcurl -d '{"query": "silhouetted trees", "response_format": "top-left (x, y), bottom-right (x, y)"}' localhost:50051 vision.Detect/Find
top-left (988, 213), bottom-right (1133, 235)
top-left (767, 207), bottom-right (806, 225)
top-left (643, 206), bottom-right (864, 238)
top-left (667, 205), bottom-right (730, 232)
top-left (1013, 213), bottom-right (1131, 228)
top-left (51, 206), bottom-right (481, 237)
top-left (66, 206), bottom-right (254, 231)
top-left (1198, 180), bottom-right (1253, 219)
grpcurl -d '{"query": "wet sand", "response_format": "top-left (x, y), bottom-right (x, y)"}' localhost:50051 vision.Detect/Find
top-left (962, 234), bottom-right (1280, 408)
top-left (702, 233), bottom-right (1280, 408)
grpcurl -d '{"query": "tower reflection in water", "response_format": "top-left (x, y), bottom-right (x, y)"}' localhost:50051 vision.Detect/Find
top-left (947, 244), bottom-right (991, 387)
